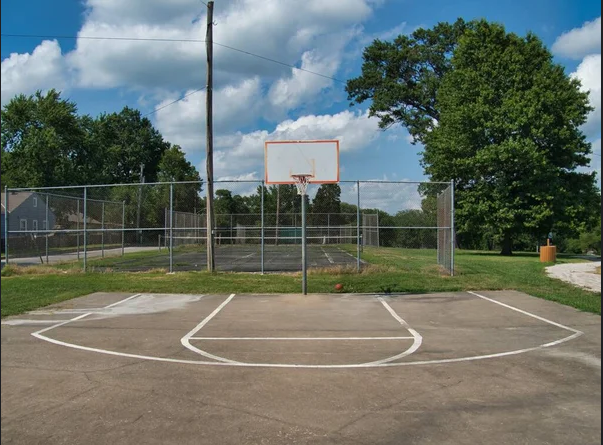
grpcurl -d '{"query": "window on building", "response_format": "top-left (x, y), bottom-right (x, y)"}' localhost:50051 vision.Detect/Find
top-left (32, 220), bottom-right (38, 231)
top-left (19, 219), bottom-right (27, 231)
top-left (33, 197), bottom-right (38, 207)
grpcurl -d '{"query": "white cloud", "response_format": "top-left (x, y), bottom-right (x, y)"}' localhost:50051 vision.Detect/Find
top-left (210, 109), bottom-right (381, 178)
top-left (154, 77), bottom-right (263, 152)
top-left (67, 0), bottom-right (376, 92)
top-left (552, 17), bottom-right (601, 59)
top-left (340, 179), bottom-right (422, 213)
top-left (571, 54), bottom-right (601, 139)
top-left (1, 40), bottom-right (67, 105)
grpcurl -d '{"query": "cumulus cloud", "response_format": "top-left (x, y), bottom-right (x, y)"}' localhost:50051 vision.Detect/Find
top-left (67, 0), bottom-right (375, 92)
top-left (340, 180), bottom-right (423, 214)
top-left (571, 54), bottom-right (601, 139)
top-left (1, 40), bottom-right (68, 105)
top-left (552, 16), bottom-right (601, 59)
top-left (209, 109), bottom-right (381, 178)
top-left (154, 77), bottom-right (264, 152)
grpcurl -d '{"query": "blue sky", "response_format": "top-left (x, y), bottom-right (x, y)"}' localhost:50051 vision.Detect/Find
top-left (1, 0), bottom-right (601, 209)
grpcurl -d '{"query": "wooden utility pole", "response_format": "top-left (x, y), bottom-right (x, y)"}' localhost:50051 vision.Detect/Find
top-left (205, 1), bottom-right (215, 271)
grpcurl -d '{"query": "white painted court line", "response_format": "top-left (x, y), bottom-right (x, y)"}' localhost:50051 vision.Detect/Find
top-left (188, 336), bottom-right (415, 341)
top-left (359, 298), bottom-right (423, 365)
top-left (320, 247), bottom-right (335, 264)
top-left (31, 294), bottom-right (143, 337)
top-left (2, 319), bottom-right (82, 326)
top-left (29, 292), bottom-right (586, 369)
top-left (467, 291), bottom-right (585, 334)
top-left (180, 294), bottom-right (241, 364)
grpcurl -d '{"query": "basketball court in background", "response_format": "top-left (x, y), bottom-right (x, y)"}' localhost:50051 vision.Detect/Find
top-left (2, 290), bottom-right (600, 444)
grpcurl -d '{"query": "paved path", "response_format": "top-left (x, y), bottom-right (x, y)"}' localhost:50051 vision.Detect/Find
top-left (546, 261), bottom-right (601, 293)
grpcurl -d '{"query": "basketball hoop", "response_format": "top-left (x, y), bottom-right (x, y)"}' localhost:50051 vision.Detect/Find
top-left (291, 174), bottom-right (312, 196)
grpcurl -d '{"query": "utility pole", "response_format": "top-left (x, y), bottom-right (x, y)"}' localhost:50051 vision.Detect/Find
top-left (136, 163), bottom-right (144, 244)
top-left (205, 1), bottom-right (216, 272)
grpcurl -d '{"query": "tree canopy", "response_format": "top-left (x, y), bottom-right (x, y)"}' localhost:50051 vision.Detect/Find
top-left (347, 19), bottom-right (600, 254)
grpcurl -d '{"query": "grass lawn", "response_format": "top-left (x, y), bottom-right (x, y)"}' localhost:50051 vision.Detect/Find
top-left (1, 248), bottom-right (600, 317)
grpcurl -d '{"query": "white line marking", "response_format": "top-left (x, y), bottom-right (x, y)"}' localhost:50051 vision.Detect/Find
top-left (359, 298), bottom-right (423, 365)
top-left (30, 292), bottom-right (586, 369)
top-left (104, 293), bottom-right (144, 309)
top-left (321, 247), bottom-right (335, 264)
top-left (466, 292), bottom-right (585, 335)
top-left (32, 313), bottom-right (93, 336)
top-left (180, 294), bottom-right (240, 363)
top-left (188, 336), bottom-right (415, 341)
top-left (31, 294), bottom-right (143, 337)
top-left (2, 319), bottom-right (80, 326)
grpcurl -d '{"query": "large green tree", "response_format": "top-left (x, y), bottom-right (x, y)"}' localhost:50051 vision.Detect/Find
top-left (91, 107), bottom-right (169, 184)
top-left (346, 18), bottom-right (473, 142)
top-left (1, 90), bottom-right (87, 187)
top-left (423, 21), bottom-right (599, 254)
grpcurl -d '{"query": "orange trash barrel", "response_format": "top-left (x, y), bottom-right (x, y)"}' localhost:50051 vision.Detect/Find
top-left (540, 245), bottom-right (556, 262)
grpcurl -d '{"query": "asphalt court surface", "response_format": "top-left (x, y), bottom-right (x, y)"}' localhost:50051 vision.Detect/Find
top-left (93, 244), bottom-right (359, 272)
top-left (2, 291), bottom-right (601, 444)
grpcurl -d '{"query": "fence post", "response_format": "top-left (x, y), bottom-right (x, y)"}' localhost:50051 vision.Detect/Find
top-left (356, 181), bottom-right (361, 272)
top-left (261, 181), bottom-right (265, 274)
top-left (169, 182), bottom-right (174, 273)
top-left (45, 193), bottom-right (49, 263)
top-left (101, 202), bottom-right (105, 258)
top-left (83, 187), bottom-right (88, 272)
top-left (121, 201), bottom-right (125, 256)
top-left (4, 187), bottom-right (8, 264)
top-left (450, 180), bottom-right (455, 277)
top-left (77, 199), bottom-right (80, 260)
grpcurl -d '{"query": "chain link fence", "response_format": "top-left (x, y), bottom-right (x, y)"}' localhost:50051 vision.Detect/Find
top-left (3, 180), bottom-right (454, 274)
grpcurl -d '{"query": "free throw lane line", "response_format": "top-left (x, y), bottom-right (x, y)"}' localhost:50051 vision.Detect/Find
top-left (180, 294), bottom-right (241, 363)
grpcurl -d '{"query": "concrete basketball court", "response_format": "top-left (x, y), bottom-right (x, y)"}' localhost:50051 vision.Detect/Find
top-left (1, 290), bottom-right (600, 444)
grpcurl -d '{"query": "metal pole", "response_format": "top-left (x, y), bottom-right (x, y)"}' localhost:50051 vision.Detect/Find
top-left (205, 1), bottom-right (216, 272)
top-left (261, 181), bottom-right (265, 274)
top-left (158, 235), bottom-right (161, 252)
top-left (4, 187), bottom-right (8, 264)
top-left (45, 193), bottom-right (49, 263)
top-left (169, 182), bottom-right (174, 273)
top-left (301, 191), bottom-right (307, 295)
top-left (356, 181), bottom-right (361, 272)
top-left (101, 202), bottom-right (105, 258)
top-left (77, 199), bottom-right (80, 260)
top-left (121, 201), bottom-right (125, 256)
top-left (83, 187), bottom-right (87, 272)
top-left (450, 180), bottom-right (455, 277)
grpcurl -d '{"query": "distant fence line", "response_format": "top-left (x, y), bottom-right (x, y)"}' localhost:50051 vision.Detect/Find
top-left (3, 180), bottom-right (454, 275)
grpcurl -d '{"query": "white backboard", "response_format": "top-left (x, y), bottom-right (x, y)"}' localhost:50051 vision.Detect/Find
top-left (264, 140), bottom-right (339, 184)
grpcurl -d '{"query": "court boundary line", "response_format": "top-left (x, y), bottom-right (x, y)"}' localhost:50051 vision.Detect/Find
top-left (30, 291), bottom-right (584, 369)
top-left (189, 336), bottom-right (415, 341)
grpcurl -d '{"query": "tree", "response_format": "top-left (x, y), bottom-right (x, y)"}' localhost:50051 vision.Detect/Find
top-left (423, 21), bottom-right (599, 255)
top-left (346, 19), bottom-right (473, 143)
top-left (312, 184), bottom-right (341, 214)
top-left (1, 90), bottom-right (86, 187)
top-left (157, 144), bottom-right (203, 212)
top-left (91, 107), bottom-right (169, 184)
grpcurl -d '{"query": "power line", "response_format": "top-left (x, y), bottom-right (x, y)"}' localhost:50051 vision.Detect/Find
top-left (143, 87), bottom-right (207, 117)
top-left (212, 41), bottom-right (345, 84)
top-left (1, 33), bottom-right (346, 84)
top-left (0, 33), bottom-right (205, 43)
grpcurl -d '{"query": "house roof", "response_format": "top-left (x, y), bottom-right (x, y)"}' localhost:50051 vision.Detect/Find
top-left (0, 192), bottom-right (34, 215)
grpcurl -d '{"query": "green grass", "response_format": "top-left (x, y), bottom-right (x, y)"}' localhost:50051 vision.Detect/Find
top-left (1, 247), bottom-right (600, 318)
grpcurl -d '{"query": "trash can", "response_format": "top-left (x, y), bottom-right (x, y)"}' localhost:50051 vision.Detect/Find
top-left (539, 241), bottom-right (556, 263)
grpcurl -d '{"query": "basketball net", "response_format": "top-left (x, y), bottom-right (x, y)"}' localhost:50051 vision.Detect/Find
top-left (291, 174), bottom-right (312, 196)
